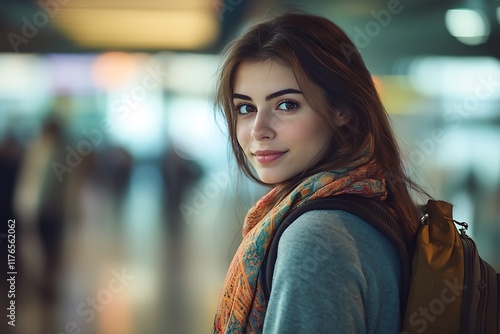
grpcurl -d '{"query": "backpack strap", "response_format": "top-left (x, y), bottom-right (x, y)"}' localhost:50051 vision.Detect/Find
top-left (261, 194), bottom-right (412, 315)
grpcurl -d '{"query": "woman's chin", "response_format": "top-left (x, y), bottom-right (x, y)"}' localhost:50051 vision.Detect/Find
top-left (256, 173), bottom-right (288, 185)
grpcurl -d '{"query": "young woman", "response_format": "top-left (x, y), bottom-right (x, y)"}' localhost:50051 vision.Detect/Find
top-left (212, 10), bottom-right (423, 334)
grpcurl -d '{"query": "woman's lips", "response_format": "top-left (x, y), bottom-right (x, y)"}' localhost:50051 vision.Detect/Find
top-left (253, 150), bottom-right (287, 163)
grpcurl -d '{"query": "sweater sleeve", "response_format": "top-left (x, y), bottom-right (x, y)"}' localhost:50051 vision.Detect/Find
top-left (262, 210), bottom-right (402, 334)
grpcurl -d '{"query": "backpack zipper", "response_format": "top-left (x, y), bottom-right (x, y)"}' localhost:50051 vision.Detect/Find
top-left (476, 260), bottom-right (488, 333)
top-left (461, 235), bottom-right (487, 334)
top-left (461, 235), bottom-right (474, 333)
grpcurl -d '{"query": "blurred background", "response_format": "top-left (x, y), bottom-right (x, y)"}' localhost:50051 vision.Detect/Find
top-left (0, 0), bottom-right (499, 333)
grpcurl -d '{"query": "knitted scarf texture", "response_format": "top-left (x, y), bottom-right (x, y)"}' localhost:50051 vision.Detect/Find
top-left (213, 161), bottom-right (387, 333)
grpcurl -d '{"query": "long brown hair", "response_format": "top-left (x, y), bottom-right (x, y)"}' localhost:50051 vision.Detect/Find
top-left (214, 10), bottom-right (426, 246)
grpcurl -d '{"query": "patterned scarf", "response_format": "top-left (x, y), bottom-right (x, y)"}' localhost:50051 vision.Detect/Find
top-left (213, 161), bottom-right (387, 333)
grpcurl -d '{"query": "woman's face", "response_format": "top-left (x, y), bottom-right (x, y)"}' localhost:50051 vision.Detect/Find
top-left (234, 61), bottom-right (331, 184)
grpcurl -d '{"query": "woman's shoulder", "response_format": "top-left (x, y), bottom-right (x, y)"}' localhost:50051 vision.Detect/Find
top-left (264, 209), bottom-right (403, 333)
top-left (273, 208), bottom-right (402, 297)
top-left (278, 209), bottom-right (401, 267)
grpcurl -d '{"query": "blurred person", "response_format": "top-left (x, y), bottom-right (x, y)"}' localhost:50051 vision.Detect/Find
top-left (211, 11), bottom-right (429, 333)
top-left (90, 144), bottom-right (133, 226)
top-left (160, 144), bottom-right (204, 333)
top-left (107, 146), bottom-right (133, 211)
top-left (13, 117), bottom-right (90, 333)
top-left (162, 144), bottom-right (204, 236)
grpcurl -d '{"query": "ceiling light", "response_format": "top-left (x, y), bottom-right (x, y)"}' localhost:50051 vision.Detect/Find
top-left (445, 9), bottom-right (490, 45)
top-left (52, 8), bottom-right (219, 50)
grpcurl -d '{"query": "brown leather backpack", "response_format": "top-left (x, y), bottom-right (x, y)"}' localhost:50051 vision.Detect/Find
top-left (262, 195), bottom-right (500, 333)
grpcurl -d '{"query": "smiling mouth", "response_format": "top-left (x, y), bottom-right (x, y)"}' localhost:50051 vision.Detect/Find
top-left (253, 150), bottom-right (287, 163)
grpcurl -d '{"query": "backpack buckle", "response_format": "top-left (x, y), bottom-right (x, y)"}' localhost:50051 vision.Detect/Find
top-left (444, 216), bottom-right (469, 237)
top-left (420, 213), bottom-right (429, 225)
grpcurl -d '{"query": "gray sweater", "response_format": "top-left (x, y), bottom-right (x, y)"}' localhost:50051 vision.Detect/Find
top-left (262, 210), bottom-right (402, 334)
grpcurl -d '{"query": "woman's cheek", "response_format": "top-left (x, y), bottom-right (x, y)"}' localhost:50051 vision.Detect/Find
top-left (236, 123), bottom-right (250, 148)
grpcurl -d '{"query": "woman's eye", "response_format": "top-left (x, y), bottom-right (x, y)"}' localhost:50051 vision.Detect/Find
top-left (277, 100), bottom-right (298, 111)
top-left (236, 104), bottom-right (256, 114)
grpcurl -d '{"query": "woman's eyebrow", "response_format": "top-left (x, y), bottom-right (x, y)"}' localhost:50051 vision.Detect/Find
top-left (232, 93), bottom-right (252, 101)
top-left (232, 88), bottom-right (303, 102)
top-left (265, 88), bottom-right (302, 101)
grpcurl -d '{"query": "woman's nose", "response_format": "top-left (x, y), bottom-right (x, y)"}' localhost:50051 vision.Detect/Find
top-left (250, 110), bottom-right (276, 141)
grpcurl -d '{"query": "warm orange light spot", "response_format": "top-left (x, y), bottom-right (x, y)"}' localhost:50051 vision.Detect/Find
top-left (91, 52), bottom-right (148, 90)
top-left (372, 75), bottom-right (384, 97)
